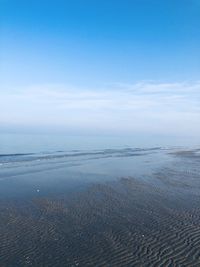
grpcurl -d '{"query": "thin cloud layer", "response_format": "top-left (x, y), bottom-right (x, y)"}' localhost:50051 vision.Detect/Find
top-left (1, 81), bottom-right (200, 136)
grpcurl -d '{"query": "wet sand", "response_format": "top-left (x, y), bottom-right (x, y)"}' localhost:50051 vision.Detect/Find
top-left (0, 149), bottom-right (200, 266)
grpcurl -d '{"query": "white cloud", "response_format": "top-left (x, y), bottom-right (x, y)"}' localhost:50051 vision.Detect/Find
top-left (0, 81), bottom-right (200, 136)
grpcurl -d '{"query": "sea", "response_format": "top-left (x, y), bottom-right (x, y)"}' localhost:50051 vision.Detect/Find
top-left (0, 132), bottom-right (199, 199)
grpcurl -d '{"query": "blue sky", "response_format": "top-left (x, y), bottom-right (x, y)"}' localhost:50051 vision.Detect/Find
top-left (0, 0), bottom-right (200, 138)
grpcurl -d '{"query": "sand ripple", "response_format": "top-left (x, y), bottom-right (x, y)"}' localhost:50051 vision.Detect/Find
top-left (0, 156), bottom-right (200, 266)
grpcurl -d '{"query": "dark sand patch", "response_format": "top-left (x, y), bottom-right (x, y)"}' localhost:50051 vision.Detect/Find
top-left (1, 181), bottom-right (200, 266)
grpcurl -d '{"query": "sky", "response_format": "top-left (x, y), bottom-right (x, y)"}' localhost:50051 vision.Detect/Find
top-left (0, 0), bottom-right (200, 139)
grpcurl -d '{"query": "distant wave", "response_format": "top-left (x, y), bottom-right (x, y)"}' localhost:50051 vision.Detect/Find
top-left (0, 153), bottom-right (35, 157)
top-left (0, 147), bottom-right (163, 165)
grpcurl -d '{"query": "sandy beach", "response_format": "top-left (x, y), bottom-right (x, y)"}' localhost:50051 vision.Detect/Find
top-left (0, 148), bottom-right (200, 266)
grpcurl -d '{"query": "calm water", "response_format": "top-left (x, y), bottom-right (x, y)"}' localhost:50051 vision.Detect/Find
top-left (0, 133), bottom-right (199, 154)
top-left (0, 133), bottom-right (199, 199)
top-left (0, 133), bottom-right (175, 199)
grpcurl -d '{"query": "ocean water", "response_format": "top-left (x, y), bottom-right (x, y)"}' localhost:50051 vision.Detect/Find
top-left (0, 133), bottom-right (199, 154)
top-left (0, 133), bottom-right (180, 199)
top-left (0, 133), bottom-right (199, 199)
